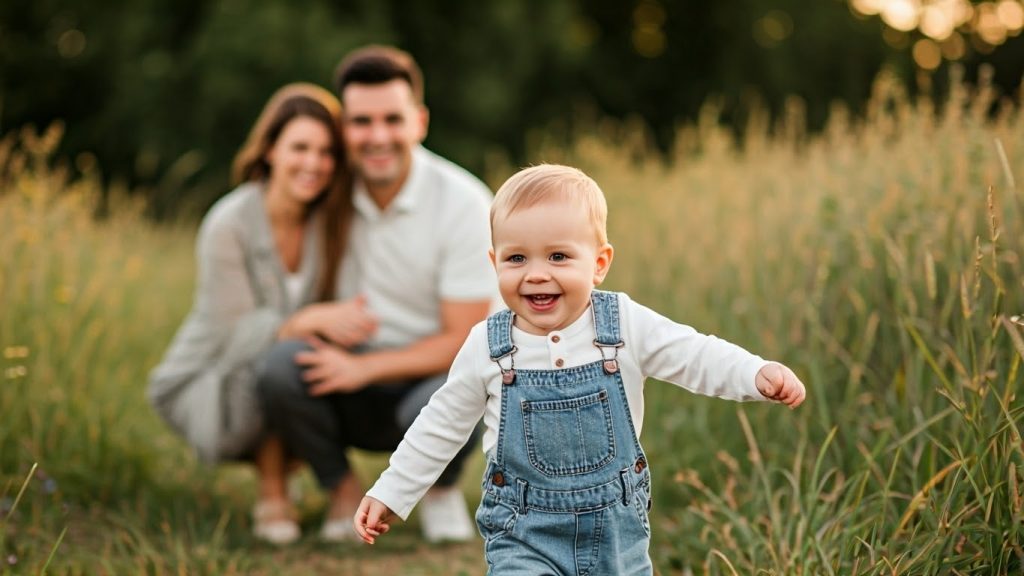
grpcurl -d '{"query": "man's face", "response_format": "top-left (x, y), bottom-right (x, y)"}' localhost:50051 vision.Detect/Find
top-left (341, 79), bottom-right (428, 194)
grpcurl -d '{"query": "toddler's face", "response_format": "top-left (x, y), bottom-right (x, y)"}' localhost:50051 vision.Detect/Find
top-left (489, 198), bottom-right (612, 335)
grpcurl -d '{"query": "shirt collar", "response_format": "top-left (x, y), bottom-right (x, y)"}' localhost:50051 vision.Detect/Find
top-left (353, 145), bottom-right (427, 220)
top-left (511, 302), bottom-right (594, 344)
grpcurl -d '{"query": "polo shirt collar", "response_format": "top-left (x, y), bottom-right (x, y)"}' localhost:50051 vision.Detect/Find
top-left (353, 145), bottom-right (428, 219)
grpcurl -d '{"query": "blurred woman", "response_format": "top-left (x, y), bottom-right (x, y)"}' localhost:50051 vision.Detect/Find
top-left (148, 83), bottom-right (369, 544)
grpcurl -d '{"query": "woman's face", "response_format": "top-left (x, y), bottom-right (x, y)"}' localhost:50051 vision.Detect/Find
top-left (265, 115), bottom-right (336, 205)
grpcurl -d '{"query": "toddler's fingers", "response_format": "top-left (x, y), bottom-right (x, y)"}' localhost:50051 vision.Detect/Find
top-left (757, 363), bottom-right (784, 398)
top-left (794, 388), bottom-right (807, 407)
top-left (788, 370), bottom-right (807, 406)
top-left (362, 521), bottom-right (389, 544)
top-left (355, 507), bottom-right (377, 534)
top-left (786, 385), bottom-right (806, 408)
top-left (756, 369), bottom-right (772, 397)
top-left (357, 520), bottom-right (379, 545)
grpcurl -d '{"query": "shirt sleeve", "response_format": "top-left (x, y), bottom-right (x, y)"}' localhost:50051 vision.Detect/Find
top-left (155, 201), bottom-right (284, 378)
top-left (148, 198), bottom-right (287, 452)
top-left (366, 324), bottom-right (490, 520)
top-left (622, 293), bottom-right (768, 401)
top-left (200, 208), bottom-right (286, 336)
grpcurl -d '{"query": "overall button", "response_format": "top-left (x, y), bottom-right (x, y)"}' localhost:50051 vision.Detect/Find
top-left (492, 472), bottom-right (506, 487)
top-left (634, 457), bottom-right (647, 473)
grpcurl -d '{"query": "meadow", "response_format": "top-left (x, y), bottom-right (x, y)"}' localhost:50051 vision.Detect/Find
top-left (1, 68), bottom-right (1022, 574)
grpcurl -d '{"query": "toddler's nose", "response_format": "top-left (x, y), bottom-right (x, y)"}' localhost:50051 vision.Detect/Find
top-left (524, 264), bottom-right (551, 282)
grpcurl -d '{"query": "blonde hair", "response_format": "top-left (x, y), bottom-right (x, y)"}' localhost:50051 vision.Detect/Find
top-left (490, 164), bottom-right (608, 245)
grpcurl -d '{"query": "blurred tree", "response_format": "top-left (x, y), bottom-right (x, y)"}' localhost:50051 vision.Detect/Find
top-left (1, 0), bottom-right (1020, 218)
top-left (572, 0), bottom-right (895, 150)
top-left (381, 0), bottom-right (584, 168)
top-left (144, 0), bottom-right (387, 215)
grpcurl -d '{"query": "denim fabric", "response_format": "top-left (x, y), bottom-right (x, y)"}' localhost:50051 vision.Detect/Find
top-left (257, 340), bottom-right (480, 490)
top-left (478, 290), bottom-right (653, 575)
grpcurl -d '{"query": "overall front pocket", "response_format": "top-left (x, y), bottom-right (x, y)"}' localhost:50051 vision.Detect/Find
top-left (521, 389), bottom-right (615, 476)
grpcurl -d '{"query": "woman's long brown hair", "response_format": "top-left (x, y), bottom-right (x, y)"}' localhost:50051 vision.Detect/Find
top-left (231, 83), bottom-right (352, 302)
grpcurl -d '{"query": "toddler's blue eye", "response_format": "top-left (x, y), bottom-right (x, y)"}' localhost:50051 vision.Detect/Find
top-left (509, 254), bottom-right (526, 263)
top-left (550, 253), bottom-right (567, 262)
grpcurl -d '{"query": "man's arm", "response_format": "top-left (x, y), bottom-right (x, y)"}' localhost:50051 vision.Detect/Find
top-left (298, 299), bottom-right (491, 395)
top-left (359, 299), bottom-right (491, 382)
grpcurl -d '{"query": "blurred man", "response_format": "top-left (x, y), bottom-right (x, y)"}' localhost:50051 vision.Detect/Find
top-left (259, 45), bottom-right (494, 544)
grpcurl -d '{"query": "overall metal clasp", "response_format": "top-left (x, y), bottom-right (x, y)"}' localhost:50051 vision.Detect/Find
top-left (594, 339), bottom-right (625, 374)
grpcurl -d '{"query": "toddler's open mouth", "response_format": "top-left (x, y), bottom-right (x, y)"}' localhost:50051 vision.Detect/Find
top-left (525, 294), bottom-right (559, 308)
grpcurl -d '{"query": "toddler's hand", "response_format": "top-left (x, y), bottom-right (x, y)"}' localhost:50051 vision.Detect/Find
top-left (755, 362), bottom-right (806, 408)
top-left (354, 496), bottom-right (394, 545)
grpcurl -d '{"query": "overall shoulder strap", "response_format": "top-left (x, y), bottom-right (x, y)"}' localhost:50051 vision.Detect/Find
top-left (486, 309), bottom-right (516, 360)
top-left (486, 309), bottom-right (518, 385)
top-left (590, 290), bottom-right (623, 346)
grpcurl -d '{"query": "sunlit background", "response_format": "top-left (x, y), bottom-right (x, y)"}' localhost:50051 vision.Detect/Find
top-left (850, 0), bottom-right (1023, 68)
top-left (3, 2), bottom-right (1024, 574)
top-left (3, 0), bottom-right (1022, 216)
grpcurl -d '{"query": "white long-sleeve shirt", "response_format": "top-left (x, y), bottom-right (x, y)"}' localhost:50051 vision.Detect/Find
top-left (367, 291), bottom-right (770, 520)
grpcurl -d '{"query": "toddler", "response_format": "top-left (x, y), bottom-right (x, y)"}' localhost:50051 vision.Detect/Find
top-left (354, 164), bottom-right (806, 575)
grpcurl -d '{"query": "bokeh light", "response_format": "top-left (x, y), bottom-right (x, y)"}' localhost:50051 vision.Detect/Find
top-left (849, 0), bottom-right (1024, 68)
top-left (920, 1), bottom-right (956, 39)
top-left (977, 2), bottom-right (1008, 44)
top-left (880, 0), bottom-right (921, 31)
top-left (912, 37), bottom-right (943, 68)
top-left (851, 0), bottom-right (885, 15)
top-left (940, 31), bottom-right (967, 59)
top-left (57, 29), bottom-right (86, 59)
top-left (753, 10), bottom-right (795, 47)
top-left (954, 1), bottom-right (976, 25)
top-left (997, 0), bottom-right (1024, 31)
top-left (632, 0), bottom-right (667, 58)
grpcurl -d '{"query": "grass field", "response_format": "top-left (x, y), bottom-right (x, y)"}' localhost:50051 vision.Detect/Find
top-left (2, 69), bottom-right (1023, 574)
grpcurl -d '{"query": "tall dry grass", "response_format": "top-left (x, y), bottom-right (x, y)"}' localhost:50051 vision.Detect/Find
top-left (1, 66), bottom-right (1022, 574)
top-left (0, 123), bottom-right (250, 574)
top-left (526, 66), bottom-right (1023, 574)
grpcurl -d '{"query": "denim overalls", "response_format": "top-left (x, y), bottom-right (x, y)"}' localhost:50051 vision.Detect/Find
top-left (476, 290), bottom-right (653, 575)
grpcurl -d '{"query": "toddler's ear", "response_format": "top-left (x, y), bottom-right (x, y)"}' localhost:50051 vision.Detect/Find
top-left (592, 243), bottom-right (614, 285)
top-left (488, 248), bottom-right (497, 270)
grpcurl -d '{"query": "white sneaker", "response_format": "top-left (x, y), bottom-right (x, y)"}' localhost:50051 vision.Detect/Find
top-left (252, 500), bottom-right (301, 546)
top-left (418, 487), bottom-right (476, 543)
top-left (320, 513), bottom-right (361, 543)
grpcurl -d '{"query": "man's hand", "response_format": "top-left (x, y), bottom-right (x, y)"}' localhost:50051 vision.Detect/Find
top-left (755, 362), bottom-right (806, 408)
top-left (295, 339), bottom-right (375, 395)
top-left (354, 496), bottom-right (395, 545)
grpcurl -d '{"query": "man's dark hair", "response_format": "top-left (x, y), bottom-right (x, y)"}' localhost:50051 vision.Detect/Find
top-left (334, 45), bottom-right (424, 104)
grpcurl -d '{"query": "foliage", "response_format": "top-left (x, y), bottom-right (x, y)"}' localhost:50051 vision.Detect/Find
top-left (10, 0), bottom-right (1023, 219)
top-left (560, 66), bottom-right (1024, 573)
top-left (1, 67), bottom-right (1023, 573)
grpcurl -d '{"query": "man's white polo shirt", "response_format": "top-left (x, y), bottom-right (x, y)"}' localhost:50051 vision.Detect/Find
top-left (335, 146), bottom-right (497, 349)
